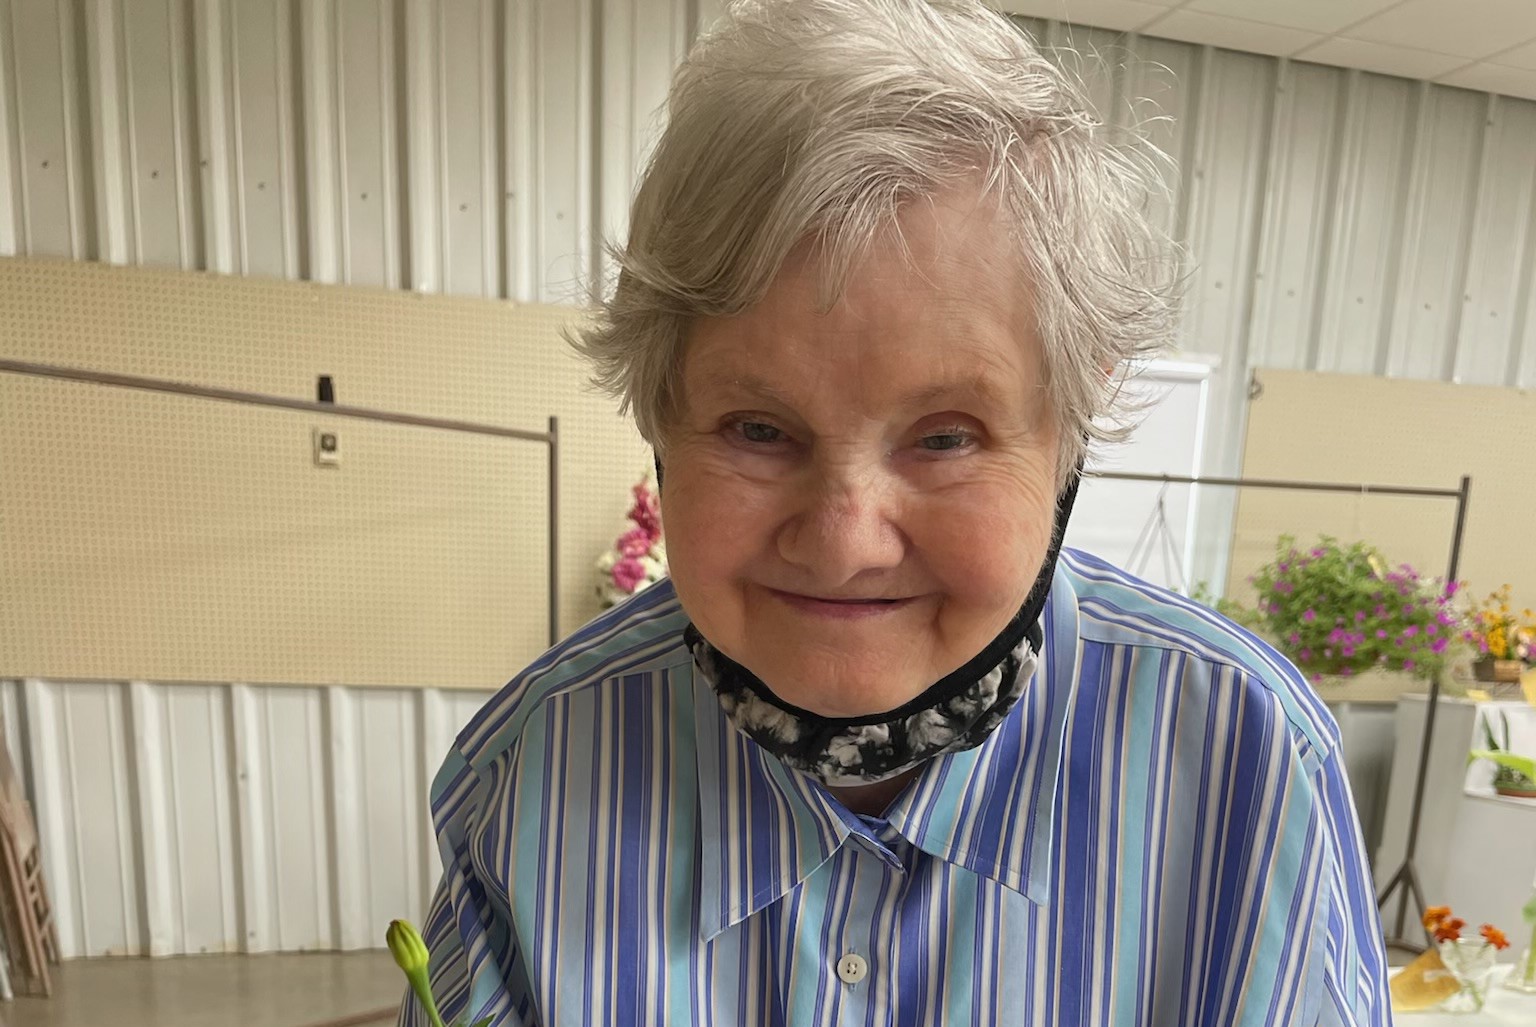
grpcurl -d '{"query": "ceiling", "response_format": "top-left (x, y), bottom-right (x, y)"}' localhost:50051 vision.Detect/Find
top-left (997, 0), bottom-right (1536, 101)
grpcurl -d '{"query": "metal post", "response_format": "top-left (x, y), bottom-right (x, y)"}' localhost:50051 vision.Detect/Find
top-left (1377, 474), bottom-right (1471, 951)
top-left (547, 416), bottom-right (560, 648)
top-left (0, 358), bottom-right (548, 441)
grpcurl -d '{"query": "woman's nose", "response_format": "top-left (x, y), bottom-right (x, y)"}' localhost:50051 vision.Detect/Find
top-left (775, 464), bottom-right (905, 585)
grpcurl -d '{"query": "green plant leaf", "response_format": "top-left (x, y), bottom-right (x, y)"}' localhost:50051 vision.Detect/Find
top-left (1468, 749), bottom-right (1536, 782)
top-left (1523, 891), bottom-right (1536, 925)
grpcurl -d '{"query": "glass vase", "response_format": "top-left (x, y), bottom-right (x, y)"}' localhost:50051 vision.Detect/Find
top-left (1506, 943), bottom-right (1536, 994)
top-left (1437, 940), bottom-right (1498, 1012)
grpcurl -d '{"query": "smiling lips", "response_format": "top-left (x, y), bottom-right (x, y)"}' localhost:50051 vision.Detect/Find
top-left (768, 589), bottom-right (917, 619)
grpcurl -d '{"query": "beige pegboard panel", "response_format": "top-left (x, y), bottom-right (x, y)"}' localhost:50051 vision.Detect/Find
top-left (0, 258), bottom-right (651, 689)
top-left (1230, 368), bottom-right (1536, 630)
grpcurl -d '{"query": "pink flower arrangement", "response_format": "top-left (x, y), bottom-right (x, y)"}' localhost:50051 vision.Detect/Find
top-left (596, 476), bottom-right (668, 607)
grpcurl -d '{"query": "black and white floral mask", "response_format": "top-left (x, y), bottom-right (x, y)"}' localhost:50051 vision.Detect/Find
top-left (685, 472), bottom-right (1079, 788)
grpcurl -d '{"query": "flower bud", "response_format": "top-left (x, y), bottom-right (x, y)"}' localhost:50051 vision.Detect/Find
top-left (388, 919), bottom-right (429, 974)
top-left (387, 919), bottom-right (446, 1027)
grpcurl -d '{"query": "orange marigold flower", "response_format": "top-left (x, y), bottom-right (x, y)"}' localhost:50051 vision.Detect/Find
top-left (1480, 924), bottom-right (1509, 950)
top-left (1423, 905), bottom-right (1451, 930)
top-left (1434, 917), bottom-right (1466, 943)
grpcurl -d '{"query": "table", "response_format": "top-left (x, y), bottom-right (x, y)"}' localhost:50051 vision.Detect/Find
top-left (1397, 967), bottom-right (1536, 1024)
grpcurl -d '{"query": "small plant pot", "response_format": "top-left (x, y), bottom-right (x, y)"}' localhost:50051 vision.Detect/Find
top-left (1473, 658), bottom-right (1523, 683)
top-left (1494, 782), bottom-right (1536, 800)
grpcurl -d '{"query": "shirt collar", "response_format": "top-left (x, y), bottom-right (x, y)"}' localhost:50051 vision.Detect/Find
top-left (692, 563), bottom-right (1082, 941)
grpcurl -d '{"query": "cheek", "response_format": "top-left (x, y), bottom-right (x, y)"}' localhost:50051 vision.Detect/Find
top-left (918, 472), bottom-right (1058, 604)
top-left (659, 459), bottom-right (777, 594)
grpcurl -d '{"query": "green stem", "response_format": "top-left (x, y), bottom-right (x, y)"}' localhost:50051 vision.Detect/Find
top-left (406, 967), bottom-right (448, 1027)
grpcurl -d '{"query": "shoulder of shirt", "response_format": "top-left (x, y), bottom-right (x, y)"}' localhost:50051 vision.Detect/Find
top-left (444, 579), bottom-right (692, 776)
top-left (1058, 547), bottom-right (1341, 767)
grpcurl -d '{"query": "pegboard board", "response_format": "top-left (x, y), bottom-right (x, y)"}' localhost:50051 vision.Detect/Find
top-left (1227, 368), bottom-right (1536, 700)
top-left (0, 258), bottom-right (651, 689)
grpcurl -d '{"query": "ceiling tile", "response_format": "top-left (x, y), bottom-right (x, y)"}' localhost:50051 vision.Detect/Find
top-left (1488, 38), bottom-right (1536, 71)
top-left (1142, 9), bottom-right (1322, 57)
top-left (1436, 62), bottom-right (1536, 100)
top-left (991, 0), bottom-right (1171, 31)
top-left (1184, 0), bottom-right (1400, 36)
top-left (1346, 0), bottom-right (1536, 60)
top-left (1296, 37), bottom-right (1469, 80)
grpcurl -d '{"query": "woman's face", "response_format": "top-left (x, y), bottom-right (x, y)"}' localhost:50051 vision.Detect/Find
top-left (662, 188), bottom-right (1061, 718)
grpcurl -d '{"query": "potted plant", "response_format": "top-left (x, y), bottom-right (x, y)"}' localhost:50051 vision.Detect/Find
top-left (1465, 585), bottom-right (1535, 683)
top-left (1468, 710), bottom-right (1536, 799)
top-left (1229, 536), bottom-right (1462, 685)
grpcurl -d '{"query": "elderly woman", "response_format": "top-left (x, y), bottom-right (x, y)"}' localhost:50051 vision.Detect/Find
top-left (408, 1), bottom-right (1388, 1024)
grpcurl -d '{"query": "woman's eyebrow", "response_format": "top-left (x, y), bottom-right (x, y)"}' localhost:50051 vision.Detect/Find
top-left (696, 370), bottom-right (1013, 411)
top-left (693, 370), bottom-right (800, 407)
top-left (902, 375), bottom-right (1012, 410)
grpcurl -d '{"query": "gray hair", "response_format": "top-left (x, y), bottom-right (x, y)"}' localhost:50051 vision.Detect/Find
top-left (572, 0), bottom-right (1179, 487)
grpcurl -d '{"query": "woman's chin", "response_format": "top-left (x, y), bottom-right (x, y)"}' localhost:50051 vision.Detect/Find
top-left (759, 665), bottom-right (929, 719)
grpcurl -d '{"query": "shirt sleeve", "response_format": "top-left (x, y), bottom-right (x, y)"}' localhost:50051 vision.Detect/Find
top-left (1309, 746), bottom-right (1393, 1027)
top-left (398, 753), bottom-right (533, 1027)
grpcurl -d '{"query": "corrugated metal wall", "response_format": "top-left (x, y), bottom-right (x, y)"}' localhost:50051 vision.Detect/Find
top-left (4, 2), bottom-right (1535, 958)
top-left (0, 0), bottom-right (723, 296)
top-left (1, 676), bottom-right (491, 957)
top-left (1014, 18), bottom-right (1536, 584)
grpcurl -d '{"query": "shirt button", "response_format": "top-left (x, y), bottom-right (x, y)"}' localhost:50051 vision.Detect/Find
top-left (836, 952), bottom-right (868, 984)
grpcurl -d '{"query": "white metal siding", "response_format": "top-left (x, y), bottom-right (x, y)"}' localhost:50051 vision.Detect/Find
top-left (4, 4), bottom-right (1535, 958)
top-left (1, 676), bottom-right (489, 958)
top-left (5, 6), bottom-right (1534, 373)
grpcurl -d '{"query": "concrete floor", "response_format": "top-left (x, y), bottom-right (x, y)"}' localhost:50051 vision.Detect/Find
top-left (5, 951), bottom-right (403, 1027)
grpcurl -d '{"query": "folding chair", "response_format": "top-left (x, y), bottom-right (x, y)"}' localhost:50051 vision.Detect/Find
top-left (0, 721), bottom-right (58, 997)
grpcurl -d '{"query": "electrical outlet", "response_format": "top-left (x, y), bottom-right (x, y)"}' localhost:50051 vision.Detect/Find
top-left (313, 428), bottom-right (340, 468)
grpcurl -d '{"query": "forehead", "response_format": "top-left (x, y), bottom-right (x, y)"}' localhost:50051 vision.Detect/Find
top-left (682, 186), bottom-right (1041, 402)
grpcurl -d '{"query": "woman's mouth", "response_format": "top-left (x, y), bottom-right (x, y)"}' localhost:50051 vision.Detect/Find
top-left (767, 589), bottom-right (917, 619)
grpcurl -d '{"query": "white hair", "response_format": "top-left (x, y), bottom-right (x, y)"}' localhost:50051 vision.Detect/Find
top-left (572, 0), bottom-right (1179, 486)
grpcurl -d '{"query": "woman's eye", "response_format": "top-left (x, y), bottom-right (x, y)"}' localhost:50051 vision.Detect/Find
top-left (919, 431), bottom-right (973, 452)
top-left (733, 421), bottom-right (785, 445)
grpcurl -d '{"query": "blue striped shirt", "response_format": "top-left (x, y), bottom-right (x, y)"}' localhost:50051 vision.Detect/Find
top-left (403, 550), bottom-right (1390, 1025)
